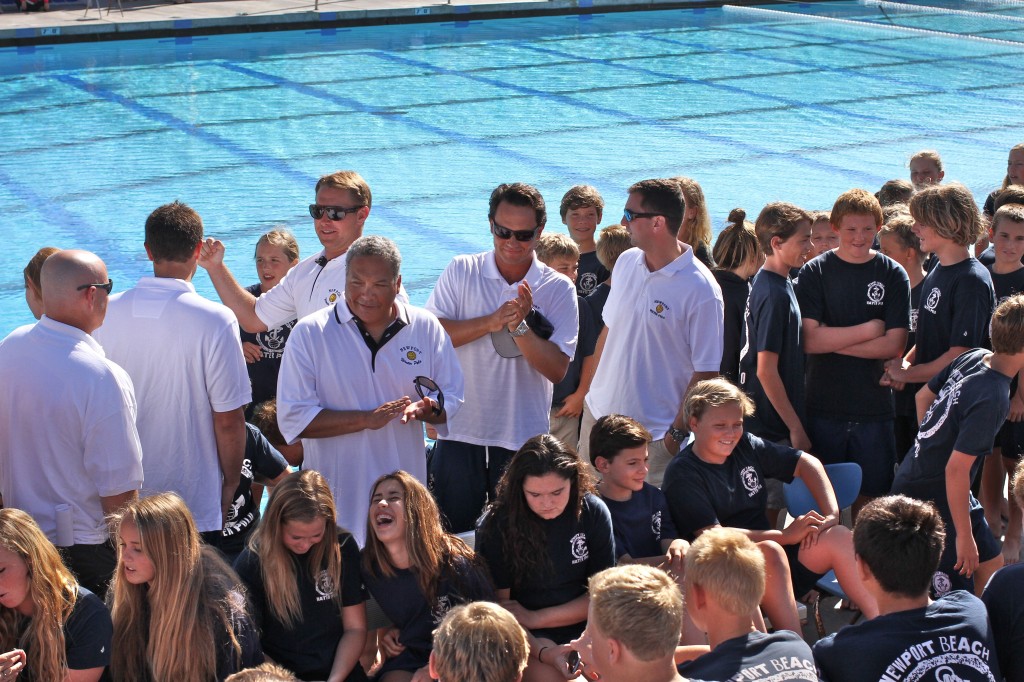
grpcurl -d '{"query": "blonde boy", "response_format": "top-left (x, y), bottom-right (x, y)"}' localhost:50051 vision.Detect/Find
top-left (430, 602), bottom-right (529, 682)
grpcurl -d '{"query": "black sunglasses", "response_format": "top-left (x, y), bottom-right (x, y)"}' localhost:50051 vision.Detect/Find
top-left (76, 279), bottom-right (113, 295)
top-left (491, 220), bottom-right (540, 243)
top-left (413, 376), bottom-right (444, 415)
top-left (566, 651), bottom-right (582, 677)
top-left (621, 208), bottom-right (668, 223)
top-left (309, 204), bottom-right (365, 221)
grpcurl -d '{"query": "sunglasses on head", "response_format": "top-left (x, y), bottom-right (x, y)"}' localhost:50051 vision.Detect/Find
top-left (309, 204), bottom-right (365, 221)
top-left (76, 279), bottom-right (114, 295)
top-left (490, 220), bottom-right (540, 243)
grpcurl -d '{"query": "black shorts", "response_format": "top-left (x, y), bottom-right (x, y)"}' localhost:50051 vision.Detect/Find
top-left (932, 503), bottom-right (1001, 597)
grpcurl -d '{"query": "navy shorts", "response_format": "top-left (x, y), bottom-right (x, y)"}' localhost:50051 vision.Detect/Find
top-left (428, 439), bottom-right (516, 534)
top-left (998, 419), bottom-right (1024, 461)
top-left (807, 415), bottom-right (897, 497)
top-left (932, 502), bottom-right (1001, 597)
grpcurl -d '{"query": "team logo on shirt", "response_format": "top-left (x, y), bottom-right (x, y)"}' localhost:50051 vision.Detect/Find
top-left (579, 272), bottom-right (598, 295)
top-left (910, 308), bottom-right (919, 333)
top-left (400, 346), bottom-right (423, 366)
top-left (866, 281), bottom-right (885, 305)
top-left (651, 511), bottom-right (662, 541)
top-left (740, 466), bottom-right (762, 497)
top-left (650, 300), bottom-right (670, 319)
top-left (255, 322), bottom-right (293, 360)
top-left (325, 288), bottom-right (342, 305)
top-left (570, 532), bottom-right (589, 565)
top-left (916, 369), bottom-right (963, 454)
top-left (315, 570), bottom-right (336, 602)
top-left (924, 288), bottom-right (941, 314)
top-left (931, 571), bottom-right (953, 598)
top-left (432, 595), bottom-right (452, 624)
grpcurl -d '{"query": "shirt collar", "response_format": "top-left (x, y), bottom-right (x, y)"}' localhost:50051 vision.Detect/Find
top-left (642, 242), bottom-right (693, 276)
top-left (483, 251), bottom-right (544, 288)
top-left (38, 315), bottom-right (105, 355)
top-left (136, 276), bottom-right (197, 293)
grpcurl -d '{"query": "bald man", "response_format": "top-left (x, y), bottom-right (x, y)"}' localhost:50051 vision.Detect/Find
top-left (0, 249), bottom-right (143, 598)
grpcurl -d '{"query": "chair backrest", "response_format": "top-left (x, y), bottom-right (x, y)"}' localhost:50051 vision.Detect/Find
top-left (783, 462), bottom-right (862, 516)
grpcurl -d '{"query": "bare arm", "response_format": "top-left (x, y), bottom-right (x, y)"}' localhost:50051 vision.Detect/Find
top-left (300, 398), bottom-right (412, 438)
top-left (793, 453), bottom-right (840, 522)
top-left (100, 490), bottom-right (139, 520)
top-left (437, 303), bottom-right (517, 348)
top-left (213, 407), bottom-right (247, 526)
top-left (513, 328), bottom-right (570, 384)
top-left (756, 350), bottom-right (810, 451)
top-left (501, 592), bottom-right (590, 631)
top-left (327, 603), bottom-right (368, 682)
top-left (836, 327), bottom-right (909, 360)
top-left (802, 318), bottom-right (884, 355)
top-left (892, 346), bottom-right (970, 385)
top-left (197, 238), bottom-right (267, 333)
top-left (946, 451), bottom-right (980, 577)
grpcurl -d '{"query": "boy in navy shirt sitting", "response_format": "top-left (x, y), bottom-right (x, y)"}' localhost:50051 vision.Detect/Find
top-left (892, 294), bottom-right (1024, 596)
top-left (679, 528), bottom-right (817, 682)
top-left (814, 495), bottom-right (1000, 682)
top-left (590, 414), bottom-right (688, 572)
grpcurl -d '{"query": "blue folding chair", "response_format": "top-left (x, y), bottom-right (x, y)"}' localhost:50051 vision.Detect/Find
top-left (783, 462), bottom-right (862, 639)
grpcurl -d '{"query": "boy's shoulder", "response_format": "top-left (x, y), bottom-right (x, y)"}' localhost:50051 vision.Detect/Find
top-left (682, 630), bottom-right (815, 681)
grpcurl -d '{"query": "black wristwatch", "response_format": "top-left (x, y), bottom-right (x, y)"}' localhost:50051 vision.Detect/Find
top-left (667, 426), bottom-right (689, 443)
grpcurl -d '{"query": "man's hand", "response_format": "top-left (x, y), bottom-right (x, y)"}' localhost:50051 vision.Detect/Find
top-left (506, 280), bottom-right (534, 333)
top-left (954, 533), bottom-right (980, 577)
top-left (401, 397), bottom-right (437, 424)
top-left (554, 391), bottom-right (585, 419)
top-left (780, 511), bottom-right (826, 548)
top-left (485, 301), bottom-right (520, 334)
top-left (367, 398), bottom-right (413, 430)
top-left (242, 341), bottom-right (262, 364)
top-left (198, 237), bottom-right (226, 270)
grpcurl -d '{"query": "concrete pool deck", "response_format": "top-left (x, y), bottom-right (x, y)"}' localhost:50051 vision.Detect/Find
top-left (0, 0), bottom-right (781, 46)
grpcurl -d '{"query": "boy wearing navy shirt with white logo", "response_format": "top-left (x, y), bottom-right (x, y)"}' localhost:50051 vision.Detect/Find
top-left (892, 295), bottom-right (1024, 596)
top-left (814, 495), bottom-right (1000, 682)
top-left (798, 189), bottom-right (910, 512)
top-left (590, 414), bottom-right (688, 571)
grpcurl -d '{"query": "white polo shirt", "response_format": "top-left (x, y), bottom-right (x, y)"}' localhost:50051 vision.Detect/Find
top-left (0, 317), bottom-right (144, 544)
top-left (255, 248), bottom-right (410, 330)
top-left (586, 246), bottom-right (724, 439)
top-left (426, 252), bottom-right (578, 450)
top-left (94, 277), bottom-right (252, 533)
top-left (277, 300), bottom-right (464, 545)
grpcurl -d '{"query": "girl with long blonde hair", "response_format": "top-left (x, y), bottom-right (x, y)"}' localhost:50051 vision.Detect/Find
top-left (362, 471), bottom-right (492, 682)
top-left (109, 493), bottom-right (262, 682)
top-left (672, 176), bottom-right (715, 268)
top-left (0, 508), bottom-right (110, 682)
top-left (234, 470), bottom-right (366, 682)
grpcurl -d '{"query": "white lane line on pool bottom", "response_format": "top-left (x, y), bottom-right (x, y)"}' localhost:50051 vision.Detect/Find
top-left (722, 4), bottom-right (1024, 46)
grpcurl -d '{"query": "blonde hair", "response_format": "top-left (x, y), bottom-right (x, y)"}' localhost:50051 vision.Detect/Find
top-left (595, 224), bottom-right (631, 272)
top-left (1001, 143), bottom-right (1024, 190)
top-left (23, 246), bottom-right (60, 293)
top-left (684, 527), bottom-right (765, 616)
top-left (910, 150), bottom-right (944, 173)
top-left (991, 294), bottom-right (1024, 355)
top-left (535, 233), bottom-right (580, 264)
top-left (713, 208), bottom-right (761, 272)
top-left (432, 602), bottom-right (528, 682)
top-left (831, 188), bottom-right (883, 230)
top-left (992, 203), bottom-right (1024, 234)
top-left (314, 170), bottom-right (372, 208)
top-left (0, 509), bottom-right (78, 682)
top-left (254, 230), bottom-right (299, 263)
top-left (673, 177), bottom-right (713, 253)
top-left (879, 213), bottom-right (925, 266)
top-left (110, 493), bottom-right (248, 682)
top-left (226, 662), bottom-right (299, 681)
top-left (909, 183), bottom-right (984, 247)
top-left (588, 565), bottom-right (684, 661)
top-left (250, 471), bottom-right (343, 628)
top-left (684, 378), bottom-right (754, 423)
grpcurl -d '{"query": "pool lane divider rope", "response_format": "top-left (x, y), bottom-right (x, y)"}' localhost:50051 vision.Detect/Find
top-left (858, 0), bottom-right (1024, 25)
top-left (722, 4), bottom-right (1024, 45)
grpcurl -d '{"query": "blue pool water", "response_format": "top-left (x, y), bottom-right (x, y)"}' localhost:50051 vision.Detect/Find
top-left (2, 3), bottom-right (1023, 337)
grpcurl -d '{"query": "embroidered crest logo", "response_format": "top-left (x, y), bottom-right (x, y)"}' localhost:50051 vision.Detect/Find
top-left (910, 308), bottom-right (919, 333)
top-left (651, 511), bottom-right (662, 540)
top-left (924, 288), bottom-right (941, 313)
top-left (326, 288), bottom-right (341, 305)
top-left (649, 300), bottom-right (669, 319)
top-left (866, 281), bottom-right (885, 305)
top-left (579, 271), bottom-right (598, 294)
top-left (315, 570), bottom-right (336, 602)
top-left (400, 346), bottom-right (423, 366)
top-left (570, 532), bottom-right (589, 565)
top-left (931, 571), bottom-right (952, 598)
top-left (740, 466), bottom-right (762, 497)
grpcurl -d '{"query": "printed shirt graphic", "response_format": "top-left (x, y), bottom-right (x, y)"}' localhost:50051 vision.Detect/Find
top-left (680, 630), bottom-right (817, 681)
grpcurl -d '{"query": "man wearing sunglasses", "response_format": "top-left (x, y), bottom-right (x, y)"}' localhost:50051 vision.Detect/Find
top-left (277, 236), bottom-right (464, 545)
top-left (198, 170), bottom-right (377, 334)
top-left (579, 179), bottom-right (724, 487)
top-left (95, 201), bottom-right (251, 550)
top-left (0, 250), bottom-right (143, 598)
top-left (425, 183), bottom-right (579, 533)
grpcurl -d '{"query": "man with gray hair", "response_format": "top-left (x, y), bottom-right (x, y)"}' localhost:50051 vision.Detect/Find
top-left (0, 250), bottom-right (143, 597)
top-left (277, 235), bottom-right (464, 543)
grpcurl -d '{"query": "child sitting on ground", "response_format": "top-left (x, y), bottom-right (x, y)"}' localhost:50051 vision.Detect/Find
top-left (679, 528), bottom-right (816, 681)
top-left (814, 495), bottom-right (1000, 682)
top-left (892, 295), bottom-right (1024, 596)
top-left (535, 233), bottom-right (598, 452)
top-left (560, 185), bottom-right (608, 297)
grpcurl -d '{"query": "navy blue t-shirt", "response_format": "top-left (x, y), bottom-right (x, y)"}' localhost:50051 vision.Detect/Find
top-left (662, 433), bottom-right (801, 541)
top-left (577, 251), bottom-right (610, 298)
top-left (982, 562), bottom-right (1024, 682)
top-left (586, 282), bottom-right (610, 333)
top-left (715, 269), bottom-right (750, 385)
top-left (914, 259), bottom-right (994, 367)
top-left (601, 482), bottom-right (678, 560)
top-left (59, 587), bottom-right (111, 673)
top-left (894, 280), bottom-right (924, 419)
top-left (815, 590), bottom-right (1000, 682)
top-left (222, 423), bottom-right (291, 556)
top-left (362, 553), bottom-right (494, 674)
top-left (476, 493), bottom-right (616, 643)
top-left (234, 531), bottom-right (364, 681)
top-left (893, 349), bottom-right (1011, 509)
top-left (740, 268), bottom-right (804, 441)
top-left (797, 251), bottom-right (910, 421)
top-left (241, 282), bottom-right (295, 410)
top-left (552, 296), bottom-right (598, 406)
top-left (679, 630), bottom-right (816, 681)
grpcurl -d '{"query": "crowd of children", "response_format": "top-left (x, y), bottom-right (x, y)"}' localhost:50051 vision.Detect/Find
top-left (4, 143), bottom-right (1024, 682)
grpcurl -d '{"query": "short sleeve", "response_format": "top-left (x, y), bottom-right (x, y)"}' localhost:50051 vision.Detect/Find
top-left (652, 487), bottom-right (679, 541)
top-left (949, 268), bottom-right (995, 349)
top-left (255, 268), bottom-right (300, 330)
top-left (232, 548), bottom-right (266, 628)
top-left (248, 425), bottom-right (290, 480)
top-left (796, 261), bottom-right (825, 323)
top-left (205, 315), bottom-right (252, 413)
top-left (339, 532), bottom-right (367, 606)
top-left (276, 322), bottom-right (325, 444)
top-left (883, 261), bottom-right (911, 331)
top-left (927, 357), bottom-right (957, 395)
top-left (577, 298), bottom-right (598, 358)
top-left (475, 512), bottom-right (511, 591)
top-left (752, 434), bottom-right (801, 483)
top-left (953, 396), bottom-right (1007, 458)
top-left (65, 589), bottom-right (113, 671)
top-left (752, 281), bottom-right (790, 355)
top-left (583, 495), bottom-right (617, 574)
top-left (425, 259), bottom-right (462, 320)
top-left (686, 292), bottom-right (725, 372)
top-left (662, 459), bottom-right (720, 540)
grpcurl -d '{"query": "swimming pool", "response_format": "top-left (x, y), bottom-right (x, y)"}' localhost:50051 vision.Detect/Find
top-left (2, 3), bottom-right (1023, 337)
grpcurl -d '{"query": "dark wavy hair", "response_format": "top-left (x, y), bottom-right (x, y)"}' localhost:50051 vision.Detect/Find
top-left (481, 435), bottom-right (595, 589)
